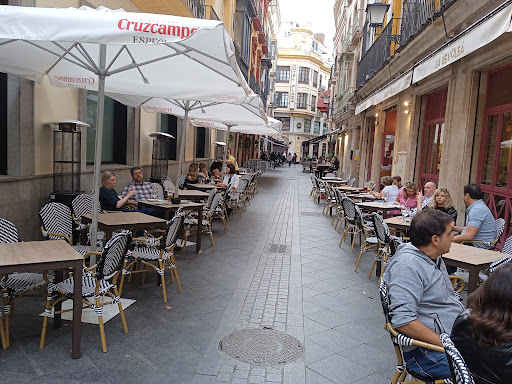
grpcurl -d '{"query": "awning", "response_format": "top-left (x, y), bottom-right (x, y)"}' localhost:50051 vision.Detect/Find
top-left (355, 71), bottom-right (412, 115)
top-left (355, 2), bottom-right (512, 115)
top-left (413, 3), bottom-right (512, 83)
top-left (303, 134), bottom-right (327, 145)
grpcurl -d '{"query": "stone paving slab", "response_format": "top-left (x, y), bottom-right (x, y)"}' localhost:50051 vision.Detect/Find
top-left (0, 165), bottom-right (395, 383)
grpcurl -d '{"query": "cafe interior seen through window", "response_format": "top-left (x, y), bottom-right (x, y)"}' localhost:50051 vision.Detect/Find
top-left (161, 113), bottom-right (178, 161)
top-left (86, 91), bottom-right (127, 165)
top-left (0, 72), bottom-right (6, 175)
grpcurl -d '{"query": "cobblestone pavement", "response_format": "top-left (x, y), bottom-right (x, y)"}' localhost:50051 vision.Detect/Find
top-left (0, 165), bottom-right (395, 384)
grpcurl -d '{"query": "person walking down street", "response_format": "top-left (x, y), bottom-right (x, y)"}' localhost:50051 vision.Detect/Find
top-left (292, 153), bottom-right (297, 164)
top-left (287, 153), bottom-right (293, 167)
top-left (270, 152), bottom-right (277, 169)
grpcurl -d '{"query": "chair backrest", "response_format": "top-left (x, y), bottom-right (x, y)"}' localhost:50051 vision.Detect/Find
top-left (500, 235), bottom-right (512, 254)
top-left (162, 178), bottom-right (175, 193)
top-left (341, 198), bottom-right (356, 222)
top-left (39, 202), bottom-right (73, 240)
top-left (379, 280), bottom-right (414, 347)
top-left (96, 231), bottom-right (132, 280)
top-left (178, 175), bottom-right (186, 189)
top-left (206, 187), bottom-right (217, 205)
top-left (0, 218), bottom-right (19, 243)
top-left (72, 194), bottom-right (102, 218)
top-left (489, 256), bottom-right (512, 274)
top-left (163, 210), bottom-right (186, 249)
top-left (348, 178), bottom-right (356, 187)
top-left (440, 333), bottom-right (475, 384)
top-left (208, 193), bottom-right (223, 216)
top-left (388, 236), bottom-right (404, 257)
top-left (150, 183), bottom-right (164, 199)
top-left (324, 172), bottom-right (335, 178)
top-left (372, 213), bottom-right (390, 243)
top-left (238, 178), bottom-right (250, 192)
top-left (495, 218), bottom-right (506, 242)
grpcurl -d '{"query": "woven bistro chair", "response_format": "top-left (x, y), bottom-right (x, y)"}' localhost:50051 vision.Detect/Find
top-left (40, 231), bottom-right (132, 353)
top-left (162, 178), bottom-right (175, 196)
top-left (379, 280), bottom-right (454, 384)
top-left (119, 210), bottom-right (185, 302)
top-left (440, 334), bottom-right (475, 384)
top-left (213, 190), bottom-right (229, 232)
top-left (71, 194), bottom-right (104, 245)
top-left (461, 218), bottom-right (505, 249)
top-left (178, 175), bottom-right (187, 189)
top-left (339, 199), bottom-right (374, 252)
top-left (151, 183), bottom-right (165, 199)
top-left (354, 213), bottom-right (390, 278)
top-left (184, 193), bottom-right (222, 252)
top-left (39, 202), bottom-right (97, 256)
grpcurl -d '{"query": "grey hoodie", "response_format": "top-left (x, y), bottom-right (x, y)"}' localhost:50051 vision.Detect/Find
top-left (383, 243), bottom-right (465, 351)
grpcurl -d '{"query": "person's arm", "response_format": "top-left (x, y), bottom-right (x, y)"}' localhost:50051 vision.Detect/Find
top-left (452, 226), bottom-right (479, 243)
top-left (231, 175), bottom-right (240, 189)
top-left (117, 188), bottom-right (136, 208)
top-left (416, 191), bottom-right (424, 212)
top-left (394, 190), bottom-right (402, 205)
top-left (397, 320), bottom-right (442, 347)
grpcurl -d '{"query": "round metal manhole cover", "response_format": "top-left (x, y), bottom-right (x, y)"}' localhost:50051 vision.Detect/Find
top-left (219, 328), bottom-right (303, 366)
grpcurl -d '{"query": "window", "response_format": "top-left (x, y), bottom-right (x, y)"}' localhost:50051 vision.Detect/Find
top-left (304, 119), bottom-right (311, 133)
top-left (0, 72), bottom-right (6, 175)
top-left (297, 93), bottom-right (307, 109)
top-left (161, 114), bottom-right (178, 160)
top-left (312, 70), bottom-right (318, 87)
top-left (276, 66), bottom-right (290, 82)
top-left (195, 126), bottom-right (207, 158)
top-left (274, 92), bottom-right (288, 108)
top-left (319, 75), bottom-right (322, 89)
top-left (314, 121), bottom-right (320, 134)
top-left (323, 123), bottom-right (328, 135)
top-left (86, 91), bottom-right (127, 164)
top-left (298, 67), bottom-right (309, 83)
top-left (234, 1), bottom-right (252, 68)
top-left (311, 95), bottom-right (317, 112)
top-left (276, 117), bottom-right (290, 131)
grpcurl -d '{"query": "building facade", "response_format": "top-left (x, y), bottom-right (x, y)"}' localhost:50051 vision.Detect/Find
top-left (273, 23), bottom-right (331, 157)
top-left (342, 0), bottom-right (512, 235)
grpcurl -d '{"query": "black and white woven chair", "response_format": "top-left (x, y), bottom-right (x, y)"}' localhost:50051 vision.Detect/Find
top-left (178, 175), bottom-right (186, 189)
top-left (0, 218), bottom-right (53, 348)
top-left (461, 218), bottom-right (506, 250)
top-left (150, 183), bottom-right (164, 200)
top-left (162, 178), bottom-right (175, 196)
top-left (40, 202), bottom-right (97, 256)
top-left (488, 256), bottom-right (512, 274)
top-left (71, 194), bottom-right (104, 245)
top-left (119, 211), bottom-right (185, 303)
top-left (40, 231), bottom-right (132, 353)
top-left (184, 193), bottom-right (222, 252)
top-left (379, 280), bottom-right (454, 384)
top-left (440, 334), bottom-right (475, 384)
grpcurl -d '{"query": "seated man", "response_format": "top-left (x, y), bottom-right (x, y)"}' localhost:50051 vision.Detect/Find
top-left (383, 209), bottom-right (465, 381)
top-left (121, 167), bottom-right (154, 207)
top-left (453, 183), bottom-right (496, 249)
top-left (225, 152), bottom-right (239, 172)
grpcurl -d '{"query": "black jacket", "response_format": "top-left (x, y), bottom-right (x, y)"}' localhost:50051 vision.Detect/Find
top-left (451, 311), bottom-right (512, 384)
top-left (436, 206), bottom-right (458, 222)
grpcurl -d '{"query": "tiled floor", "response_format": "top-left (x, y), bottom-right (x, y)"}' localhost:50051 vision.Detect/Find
top-left (0, 165), bottom-right (396, 383)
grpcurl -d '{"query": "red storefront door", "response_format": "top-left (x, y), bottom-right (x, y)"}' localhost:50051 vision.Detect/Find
top-left (419, 89), bottom-right (447, 187)
top-left (380, 109), bottom-right (396, 179)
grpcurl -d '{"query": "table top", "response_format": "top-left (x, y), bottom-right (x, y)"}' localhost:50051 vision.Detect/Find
top-left (384, 216), bottom-right (411, 228)
top-left (139, 200), bottom-right (203, 209)
top-left (178, 189), bottom-right (209, 197)
top-left (357, 201), bottom-right (401, 210)
top-left (187, 184), bottom-right (218, 190)
top-left (335, 186), bottom-right (365, 192)
top-left (83, 212), bottom-right (167, 226)
top-left (443, 243), bottom-right (504, 267)
top-left (0, 240), bottom-right (83, 268)
top-left (323, 179), bottom-right (347, 184)
top-left (322, 177), bottom-right (345, 181)
top-left (347, 193), bottom-right (376, 200)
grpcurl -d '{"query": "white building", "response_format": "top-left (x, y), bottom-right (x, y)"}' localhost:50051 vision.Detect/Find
top-left (273, 22), bottom-right (331, 156)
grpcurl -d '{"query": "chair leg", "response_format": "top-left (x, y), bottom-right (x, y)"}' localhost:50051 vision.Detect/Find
top-left (2, 291), bottom-right (10, 347)
top-left (169, 256), bottom-right (182, 292)
top-left (158, 259), bottom-right (167, 303)
top-left (209, 228), bottom-right (216, 252)
top-left (40, 288), bottom-right (56, 349)
top-left (113, 287), bottom-right (128, 335)
top-left (351, 233), bottom-right (357, 252)
top-left (95, 295), bottom-right (108, 353)
top-left (354, 248), bottom-right (364, 272)
top-left (0, 315), bottom-right (6, 350)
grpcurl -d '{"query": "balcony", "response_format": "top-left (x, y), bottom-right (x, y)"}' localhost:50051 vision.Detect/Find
top-left (204, 5), bottom-right (220, 21)
top-left (350, 9), bottom-right (365, 47)
top-left (183, 0), bottom-right (204, 19)
top-left (334, 87), bottom-right (355, 117)
top-left (356, 18), bottom-right (398, 90)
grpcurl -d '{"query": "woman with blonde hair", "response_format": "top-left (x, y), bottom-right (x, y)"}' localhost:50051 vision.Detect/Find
top-left (99, 171), bottom-right (135, 211)
top-left (394, 181), bottom-right (420, 210)
top-left (183, 163), bottom-right (200, 189)
top-left (426, 187), bottom-right (458, 222)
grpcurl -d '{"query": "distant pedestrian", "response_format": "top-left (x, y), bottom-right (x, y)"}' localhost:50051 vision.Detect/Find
top-left (292, 153), bottom-right (297, 164)
top-left (287, 153), bottom-right (292, 167)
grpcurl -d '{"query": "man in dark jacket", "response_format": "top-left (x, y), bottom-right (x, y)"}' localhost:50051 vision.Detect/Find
top-left (383, 209), bottom-right (465, 381)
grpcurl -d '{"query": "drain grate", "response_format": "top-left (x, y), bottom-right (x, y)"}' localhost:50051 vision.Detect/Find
top-left (267, 243), bottom-right (289, 253)
top-left (300, 212), bottom-right (324, 217)
top-left (219, 328), bottom-right (303, 366)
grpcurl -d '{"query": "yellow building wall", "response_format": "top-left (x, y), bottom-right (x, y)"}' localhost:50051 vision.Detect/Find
top-left (139, 110), bottom-right (158, 167)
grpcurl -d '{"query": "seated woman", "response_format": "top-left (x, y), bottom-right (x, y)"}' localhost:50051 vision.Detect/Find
top-left (216, 164), bottom-right (240, 190)
top-left (198, 162), bottom-right (209, 180)
top-left (390, 181), bottom-right (419, 215)
top-left (330, 156), bottom-right (340, 171)
top-left (99, 171), bottom-right (135, 211)
top-left (372, 176), bottom-right (399, 203)
top-left (421, 187), bottom-right (458, 222)
top-left (451, 262), bottom-right (512, 383)
top-left (183, 163), bottom-right (200, 189)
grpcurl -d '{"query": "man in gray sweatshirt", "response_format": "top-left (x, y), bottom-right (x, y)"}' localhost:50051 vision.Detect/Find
top-left (383, 209), bottom-right (465, 381)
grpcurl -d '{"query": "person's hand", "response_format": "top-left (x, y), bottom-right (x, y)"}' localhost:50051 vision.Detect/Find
top-left (417, 191), bottom-right (423, 200)
top-left (232, 185), bottom-right (236, 189)
top-left (127, 187), bottom-right (136, 198)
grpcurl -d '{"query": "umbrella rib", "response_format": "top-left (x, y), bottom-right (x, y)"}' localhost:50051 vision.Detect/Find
top-left (106, 48), bottom-right (191, 76)
top-left (21, 41), bottom-right (94, 73)
top-left (75, 43), bottom-right (100, 73)
top-left (175, 42), bottom-right (231, 67)
top-left (165, 99), bottom-right (185, 109)
top-left (0, 39), bottom-right (17, 47)
top-left (179, 51), bottom-right (240, 85)
top-left (49, 41), bottom-right (98, 73)
top-left (105, 46), bottom-right (127, 72)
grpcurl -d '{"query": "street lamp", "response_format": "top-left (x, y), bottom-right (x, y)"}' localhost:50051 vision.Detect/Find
top-left (322, 93), bottom-right (329, 105)
top-left (366, 2), bottom-right (390, 28)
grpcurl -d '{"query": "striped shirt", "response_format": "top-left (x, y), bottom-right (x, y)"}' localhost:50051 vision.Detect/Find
top-left (121, 181), bottom-right (153, 201)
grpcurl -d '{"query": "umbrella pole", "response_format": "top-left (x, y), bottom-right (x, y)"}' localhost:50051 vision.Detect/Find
top-left (222, 124), bottom-right (231, 179)
top-left (175, 102), bottom-right (190, 198)
top-left (90, 44), bottom-right (107, 262)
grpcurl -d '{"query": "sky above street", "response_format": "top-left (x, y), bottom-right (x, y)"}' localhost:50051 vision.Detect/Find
top-left (278, 0), bottom-right (335, 54)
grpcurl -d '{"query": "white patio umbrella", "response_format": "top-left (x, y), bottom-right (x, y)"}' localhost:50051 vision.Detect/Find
top-left (191, 117), bottom-right (282, 174)
top-left (0, 5), bottom-right (257, 252)
top-left (107, 93), bottom-right (269, 189)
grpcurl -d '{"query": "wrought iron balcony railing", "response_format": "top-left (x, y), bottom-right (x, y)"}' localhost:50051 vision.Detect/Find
top-left (182, 0), bottom-right (205, 19)
top-left (204, 5), bottom-right (220, 21)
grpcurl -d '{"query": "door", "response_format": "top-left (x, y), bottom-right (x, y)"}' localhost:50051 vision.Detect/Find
top-left (380, 109), bottom-right (396, 179)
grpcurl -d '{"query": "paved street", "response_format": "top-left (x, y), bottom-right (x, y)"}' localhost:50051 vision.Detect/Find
top-left (1, 165), bottom-right (395, 384)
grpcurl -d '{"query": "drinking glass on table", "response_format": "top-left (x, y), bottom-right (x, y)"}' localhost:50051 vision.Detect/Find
top-left (401, 207), bottom-right (412, 222)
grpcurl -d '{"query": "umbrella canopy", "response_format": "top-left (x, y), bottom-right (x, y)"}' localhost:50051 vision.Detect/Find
top-left (190, 117), bottom-right (282, 136)
top-left (0, 5), bottom-right (258, 254)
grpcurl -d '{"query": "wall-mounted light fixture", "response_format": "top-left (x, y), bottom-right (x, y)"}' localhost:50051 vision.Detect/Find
top-left (403, 101), bottom-right (409, 107)
top-left (375, 112), bottom-right (379, 117)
